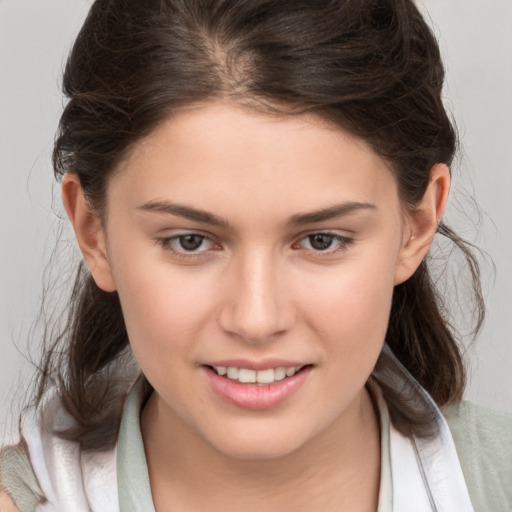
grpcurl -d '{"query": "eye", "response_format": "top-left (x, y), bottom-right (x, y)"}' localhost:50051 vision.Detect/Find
top-left (176, 234), bottom-right (207, 251)
top-left (158, 233), bottom-right (218, 256)
top-left (294, 232), bottom-right (353, 253)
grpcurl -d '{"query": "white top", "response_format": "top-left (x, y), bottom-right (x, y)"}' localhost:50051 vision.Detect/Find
top-left (7, 376), bottom-right (473, 512)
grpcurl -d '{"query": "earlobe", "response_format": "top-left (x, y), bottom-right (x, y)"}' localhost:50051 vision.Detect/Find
top-left (61, 173), bottom-right (116, 292)
top-left (394, 164), bottom-right (451, 285)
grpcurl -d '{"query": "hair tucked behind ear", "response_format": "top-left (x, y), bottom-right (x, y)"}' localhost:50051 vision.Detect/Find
top-left (372, 222), bottom-right (484, 436)
top-left (30, 0), bottom-right (484, 449)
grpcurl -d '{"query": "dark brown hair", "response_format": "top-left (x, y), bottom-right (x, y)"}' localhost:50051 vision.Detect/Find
top-left (35, 0), bottom-right (483, 448)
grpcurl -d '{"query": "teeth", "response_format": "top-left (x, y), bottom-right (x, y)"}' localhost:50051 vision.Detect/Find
top-left (213, 365), bottom-right (302, 384)
top-left (256, 369), bottom-right (275, 384)
top-left (286, 367), bottom-right (297, 377)
top-left (238, 369), bottom-right (256, 383)
top-left (226, 367), bottom-right (239, 379)
top-left (274, 367), bottom-right (286, 381)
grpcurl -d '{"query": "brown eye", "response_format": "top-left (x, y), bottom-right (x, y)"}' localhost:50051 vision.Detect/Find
top-left (178, 234), bottom-right (205, 251)
top-left (158, 233), bottom-right (219, 259)
top-left (293, 232), bottom-right (354, 255)
top-left (308, 233), bottom-right (335, 251)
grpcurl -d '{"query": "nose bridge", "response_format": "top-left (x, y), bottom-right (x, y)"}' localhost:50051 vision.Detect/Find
top-left (219, 246), bottom-right (292, 343)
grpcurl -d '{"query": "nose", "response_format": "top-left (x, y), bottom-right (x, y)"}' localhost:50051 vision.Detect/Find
top-left (218, 249), bottom-right (295, 344)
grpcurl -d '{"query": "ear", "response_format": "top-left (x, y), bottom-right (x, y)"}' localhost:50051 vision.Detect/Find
top-left (394, 164), bottom-right (451, 285)
top-left (62, 173), bottom-right (116, 292)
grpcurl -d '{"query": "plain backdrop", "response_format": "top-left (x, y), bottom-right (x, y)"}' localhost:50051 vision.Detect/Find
top-left (1, 0), bottom-right (511, 443)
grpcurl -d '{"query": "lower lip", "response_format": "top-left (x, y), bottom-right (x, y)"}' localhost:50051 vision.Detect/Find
top-left (203, 366), bottom-right (312, 410)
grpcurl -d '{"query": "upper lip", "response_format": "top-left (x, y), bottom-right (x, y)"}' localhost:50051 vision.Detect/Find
top-left (202, 358), bottom-right (309, 371)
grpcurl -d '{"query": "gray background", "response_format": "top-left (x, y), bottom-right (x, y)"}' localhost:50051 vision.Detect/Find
top-left (1, 0), bottom-right (511, 443)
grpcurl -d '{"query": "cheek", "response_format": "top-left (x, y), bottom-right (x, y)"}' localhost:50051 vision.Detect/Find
top-left (109, 247), bottom-right (217, 364)
top-left (298, 255), bottom-right (397, 359)
top-left (122, 277), bottom-right (210, 336)
top-left (113, 262), bottom-right (213, 404)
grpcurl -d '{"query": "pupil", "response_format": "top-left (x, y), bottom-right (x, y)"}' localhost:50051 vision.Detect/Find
top-left (180, 235), bottom-right (203, 251)
top-left (310, 234), bottom-right (333, 250)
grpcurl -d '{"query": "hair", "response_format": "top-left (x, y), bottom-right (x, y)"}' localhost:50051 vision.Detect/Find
top-left (33, 0), bottom-right (484, 449)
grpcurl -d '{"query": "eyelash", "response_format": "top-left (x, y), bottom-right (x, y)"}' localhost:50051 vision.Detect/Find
top-left (157, 234), bottom-right (218, 258)
top-left (156, 232), bottom-right (354, 259)
top-left (292, 233), bottom-right (354, 254)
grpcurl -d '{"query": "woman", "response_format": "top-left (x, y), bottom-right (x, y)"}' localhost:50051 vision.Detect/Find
top-left (1, 1), bottom-right (511, 511)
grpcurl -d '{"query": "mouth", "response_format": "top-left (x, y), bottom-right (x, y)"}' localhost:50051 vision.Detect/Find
top-left (206, 364), bottom-right (310, 385)
top-left (202, 359), bottom-right (313, 409)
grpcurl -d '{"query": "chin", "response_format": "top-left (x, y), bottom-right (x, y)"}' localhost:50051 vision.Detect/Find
top-left (204, 422), bottom-right (310, 461)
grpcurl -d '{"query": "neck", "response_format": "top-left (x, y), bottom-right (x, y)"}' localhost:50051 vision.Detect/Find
top-left (141, 387), bottom-right (381, 512)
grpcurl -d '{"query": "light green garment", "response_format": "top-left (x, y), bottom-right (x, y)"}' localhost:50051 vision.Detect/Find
top-left (0, 442), bottom-right (44, 512)
top-left (442, 401), bottom-right (512, 512)
top-left (1, 379), bottom-right (511, 511)
top-left (116, 379), bottom-right (155, 512)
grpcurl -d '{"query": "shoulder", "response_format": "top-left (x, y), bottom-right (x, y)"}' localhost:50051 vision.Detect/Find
top-left (0, 442), bottom-right (44, 512)
top-left (0, 490), bottom-right (19, 512)
top-left (442, 400), bottom-right (512, 512)
top-left (443, 400), bottom-right (512, 460)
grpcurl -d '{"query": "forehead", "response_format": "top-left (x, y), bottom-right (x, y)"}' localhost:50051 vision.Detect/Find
top-left (109, 102), bottom-right (398, 220)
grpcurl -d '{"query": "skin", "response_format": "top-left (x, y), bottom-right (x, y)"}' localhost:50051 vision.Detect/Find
top-left (0, 491), bottom-right (18, 512)
top-left (63, 102), bottom-right (450, 512)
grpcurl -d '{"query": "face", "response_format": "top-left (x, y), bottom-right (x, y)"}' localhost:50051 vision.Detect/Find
top-left (95, 102), bottom-right (415, 459)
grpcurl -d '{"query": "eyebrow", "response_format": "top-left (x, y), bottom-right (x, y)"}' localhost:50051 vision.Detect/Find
top-left (137, 200), bottom-right (376, 228)
top-left (287, 201), bottom-right (376, 226)
top-left (138, 200), bottom-right (232, 228)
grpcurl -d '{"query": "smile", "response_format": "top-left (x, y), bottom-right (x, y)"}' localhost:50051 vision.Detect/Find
top-left (212, 365), bottom-right (303, 384)
top-left (203, 363), bottom-right (312, 410)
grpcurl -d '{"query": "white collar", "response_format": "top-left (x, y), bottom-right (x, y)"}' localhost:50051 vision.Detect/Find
top-left (23, 369), bottom-right (473, 511)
